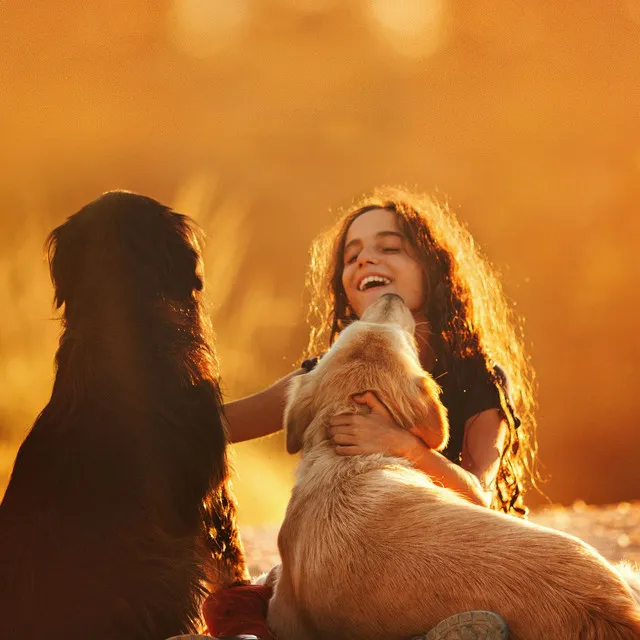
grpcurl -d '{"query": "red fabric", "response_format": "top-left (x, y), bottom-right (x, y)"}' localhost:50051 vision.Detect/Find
top-left (203, 584), bottom-right (276, 640)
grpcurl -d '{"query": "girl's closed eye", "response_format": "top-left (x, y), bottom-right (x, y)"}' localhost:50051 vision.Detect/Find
top-left (380, 239), bottom-right (403, 254)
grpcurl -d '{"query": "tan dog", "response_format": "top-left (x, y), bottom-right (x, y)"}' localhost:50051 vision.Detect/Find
top-left (267, 293), bottom-right (640, 640)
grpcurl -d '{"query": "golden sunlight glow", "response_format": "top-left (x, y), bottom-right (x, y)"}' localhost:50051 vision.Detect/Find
top-left (1, 2), bottom-right (639, 521)
top-left (279, 0), bottom-right (338, 15)
top-left (365, 0), bottom-right (449, 59)
top-left (624, 0), bottom-right (640, 26)
top-left (230, 443), bottom-right (298, 526)
top-left (167, 0), bottom-right (250, 58)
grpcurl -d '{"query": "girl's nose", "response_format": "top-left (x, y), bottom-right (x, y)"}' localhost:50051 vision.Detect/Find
top-left (357, 247), bottom-right (379, 267)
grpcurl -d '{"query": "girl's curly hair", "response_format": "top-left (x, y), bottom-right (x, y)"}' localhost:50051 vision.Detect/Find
top-left (305, 187), bottom-right (541, 515)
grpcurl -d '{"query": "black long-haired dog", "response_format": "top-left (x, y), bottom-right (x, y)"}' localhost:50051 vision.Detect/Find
top-left (0, 191), bottom-right (248, 639)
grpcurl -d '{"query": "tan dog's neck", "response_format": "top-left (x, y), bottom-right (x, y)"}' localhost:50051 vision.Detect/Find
top-left (294, 401), bottom-right (410, 492)
top-left (294, 430), bottom-right (411, 494)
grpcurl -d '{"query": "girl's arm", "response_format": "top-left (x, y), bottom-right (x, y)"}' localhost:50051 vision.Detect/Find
top-left (460, 408), bottom-right (508, 501)
top-left (223, 369), bottom-right (305, 444)
top-left (328, 392), bottom-right (507, 507)
top-left (405, 409), bottom-right (507, 507)
top-left (403, 441), bottom-right (492, 507)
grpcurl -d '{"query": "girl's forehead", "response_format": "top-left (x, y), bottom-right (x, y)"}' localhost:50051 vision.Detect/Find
top-left (345, 208), bottom-right (399, 242)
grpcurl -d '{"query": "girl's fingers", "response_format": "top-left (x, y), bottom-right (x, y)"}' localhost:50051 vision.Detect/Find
top-left (329, 414), bottom-right (355, 426)
top-left (331, 432), bottom-right (357, 445)
top-left (335, 445), bottom-right (362, 456)
top-left (352, 391), bottom-right (391, 418)
top-left (328, 425), bottom-right (357, 439)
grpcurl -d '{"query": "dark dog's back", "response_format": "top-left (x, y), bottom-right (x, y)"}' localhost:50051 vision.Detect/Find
top-left (0, 192), bottom-right (246, 639)
top-left (1, 383), bottom-right (227, 639)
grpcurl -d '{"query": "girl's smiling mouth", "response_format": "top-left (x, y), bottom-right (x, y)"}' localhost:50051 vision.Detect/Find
top-left (357, 274), bottom-right (392, 291)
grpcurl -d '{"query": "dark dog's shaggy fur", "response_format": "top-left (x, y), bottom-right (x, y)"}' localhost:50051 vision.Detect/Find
top-left (0, 191), bottom-right (248, 640)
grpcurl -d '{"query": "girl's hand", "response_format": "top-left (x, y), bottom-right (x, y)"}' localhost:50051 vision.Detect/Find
top-left (328, 391), bottom-right (422, 458)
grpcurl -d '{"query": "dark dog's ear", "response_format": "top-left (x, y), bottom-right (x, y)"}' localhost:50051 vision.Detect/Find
top-left (46, 217), bottom-right (82, 309)
top-left (284, 375), bottom-right (314, 454)
top-left (409, 375), bottom-right (449, 451)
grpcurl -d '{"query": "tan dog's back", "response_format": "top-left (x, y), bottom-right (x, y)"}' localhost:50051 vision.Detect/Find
top-left (275, 460), bottom-right (640, 639)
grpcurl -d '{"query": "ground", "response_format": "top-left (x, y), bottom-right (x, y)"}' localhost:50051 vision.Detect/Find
top-left (240, 501), bottom-right (640, 577)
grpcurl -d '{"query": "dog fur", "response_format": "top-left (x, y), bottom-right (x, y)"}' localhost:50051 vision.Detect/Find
top-left (0, 191), bottom-right (248, 640)
top-left (267, 293), bottom-right (640, 640)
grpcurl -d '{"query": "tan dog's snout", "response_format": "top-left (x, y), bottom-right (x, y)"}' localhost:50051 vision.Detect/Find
top-left (361, 293), bottom-right (415, 334)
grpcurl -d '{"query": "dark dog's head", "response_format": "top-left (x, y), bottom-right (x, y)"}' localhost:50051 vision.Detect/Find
top-left (47, 190), bottom-right (204, 324)
top-left (285, 294), bottom-right (449, 455)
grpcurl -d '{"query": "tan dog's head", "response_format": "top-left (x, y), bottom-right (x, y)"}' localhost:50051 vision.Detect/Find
top-left (285, 293), bottom-right (449, 455)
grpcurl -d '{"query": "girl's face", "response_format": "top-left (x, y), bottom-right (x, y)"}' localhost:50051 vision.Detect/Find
top-left (341, 208), bottom-right (426, 318)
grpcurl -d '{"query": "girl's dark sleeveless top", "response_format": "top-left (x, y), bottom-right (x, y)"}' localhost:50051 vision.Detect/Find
top-left (432, 355), bottom-right (506, 465)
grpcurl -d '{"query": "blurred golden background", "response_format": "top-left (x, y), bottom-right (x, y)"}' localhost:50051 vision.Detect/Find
top-left (1, 1), bottom-right (639, 526)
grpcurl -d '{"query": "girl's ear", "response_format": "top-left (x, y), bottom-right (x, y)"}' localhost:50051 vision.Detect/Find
top-left (284, 375), bottom-right (315, 454)
top-left (408, 375), bottom-right (450, 452)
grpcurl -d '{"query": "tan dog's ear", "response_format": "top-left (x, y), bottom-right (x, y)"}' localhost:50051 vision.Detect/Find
top-left (284, 375), bottom-right (314, 454)
top-left (408, 375), bottom-right (450, 452)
